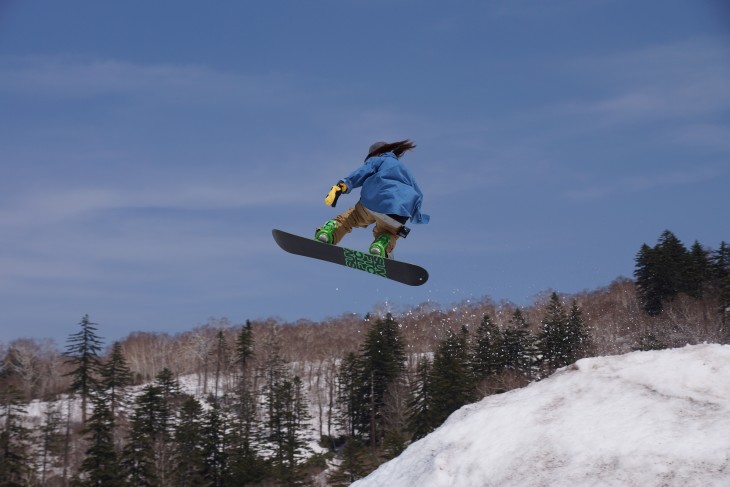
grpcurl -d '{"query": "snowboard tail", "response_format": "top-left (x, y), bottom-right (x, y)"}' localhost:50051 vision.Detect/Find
top-left (272, 229), bottom-right (428, 286)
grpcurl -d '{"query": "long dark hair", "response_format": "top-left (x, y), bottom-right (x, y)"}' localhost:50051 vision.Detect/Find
top-left (367, 139), bottom-right (416, 159)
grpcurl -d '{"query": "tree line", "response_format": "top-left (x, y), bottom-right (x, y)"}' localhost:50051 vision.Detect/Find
top-left (1, 317), bottom-right (320, 486)
top-left (634, 230), bottom-right (729, 324)
top-left (1, 293), bottom-right (591, 486)
top-left (1, 229), bottom-right (727, 485)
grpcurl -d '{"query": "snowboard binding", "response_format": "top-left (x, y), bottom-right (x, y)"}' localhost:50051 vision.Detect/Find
top-left (315, 219), bottom-right (338, 244)
top-left (369, 234), bottom-right (391, 258)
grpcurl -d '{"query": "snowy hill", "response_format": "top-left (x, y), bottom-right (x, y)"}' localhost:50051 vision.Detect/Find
top-left (353, 344), bottom-right (730, 487)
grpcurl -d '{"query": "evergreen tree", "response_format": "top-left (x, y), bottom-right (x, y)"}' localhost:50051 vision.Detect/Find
top-left (406, 357), bottom-right (433, 441)
top-left (655, 230), bottom-right (691, 297)
top-left (227, 321), bottom-right (266, 485)
top-left (635, 230), bottom-right (694, 315)
top-left (635, 243), bottom-right (663, 315)
top-left (470, 314), bottom-right (504, 380)
top-left (212, 330), bottom-right (229, 397)
top-left (327, 438), bottom-right (374, 486)
top-left (564, 302), bottom-right (591, 364)
top-left (171, 396), bottom-right (207, 487)
top-left (504, 309), bottom-right (537, 379)
top-left (263, 373), bottom-right (312, 486)
top-left (154, 368), bottom-right (182, 433)
top-left (711, 242), bottom-right (730, 328)
top-left (64, 314), bottom-right (104, 423)
top-left (226, 387), bottom-right (267, 486)
top-left (0, 385), bottom-right (33, 487)
top-left (235, 320), bottom-right (254, 377)
top-left (359, 314), bottom-right (407, 447)
top-left (538, 293), bottom-right (571, 373)
top-left (258, 327), bottom-right (312, 485)
top-left (379, 377), bottom-right (411, 460)
top-left (39, 403), bottom-right (64, 485)
top-left (75, 393), bottom-right (125, 487)
top-left (509, 308), bottom-right (529, 328)
top-left (99, 341), bottom-right (133, 420)
top-left (686, 241), bottom-right (712, 299)
top-left (201, 396), bottom-right (228, 487)
top-left (260, 327), bottom-right (288, 421)
top-left (122, 385), bottom-right (164, 486)
top-left (158, 369), bottom-right (184, 484)
top-left (429, 327), bottom-right (474, 428)
top-left (335, 352), bottom-right (366, 439)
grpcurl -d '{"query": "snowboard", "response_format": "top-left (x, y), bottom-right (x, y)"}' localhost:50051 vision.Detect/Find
top-left (272, 229), bottom-right (429, 286)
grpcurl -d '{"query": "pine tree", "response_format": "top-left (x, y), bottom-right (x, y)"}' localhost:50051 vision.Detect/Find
top-left (429, 327), bottom-right (475, 428)
top-left (64, 314), bottom-right (104, 423)
top-left (154, 368), bottom-right (182, 432)
top-left (75, 393), bottom-right (125, 487)
top-left (406, 357), bottom-right (433, 441)
top-left (212, 330), bottom-right (230, 397)
top-left (99, 341), bottom-right (133, 420)
top-left (258, 327), bottom-right (312, 485)
top-left (564, 302), bottom-right (591, 364)
top-left (471, 314), bottom-right (504, 380)
top-left (122, 384), bottom-right (164, 486)
top-left (327, 438), bottom-right (374, 486)
top-left (39, 403), bottom-right (64, 485)
top-left (380, 376), bottom-right (411, 460)
top-left (0, 385), bottom-right (34, 487)
top-left (152, 368), bottom-right (182, 485)
top-left (655, 230), bottom-right (691, 297)
top-left (538, 293), bottom-right (571, 373)
top-left (201, 396), bottom-right (228, 487)
top-left (635, 243), bottom-right (664, 316)
top-left (226, 386), bottom-right (267, 486)
top-left (636, 231), bottom-right (699, 315)
top-left (504, 309), bottom-right (537, 379)
top-left (711, 242), bottom-right (730, 328)
top-left (359, 314), bottom-right (407, 447)
top-left (335, 352), bottom-right (366, 439)
top-left (267, 376), bottom-right (312, 486)
top-left (227, 320), bottom-right (267, 485)
top-left (235, 320), bottom-right (254, 376)
top-left (171, 396), bottom-right (207, 487)
top-left (686, 241), bottom-right (712, 299)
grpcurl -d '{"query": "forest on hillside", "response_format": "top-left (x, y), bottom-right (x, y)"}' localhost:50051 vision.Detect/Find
top-left (1, 230), bottom-right (728, 486)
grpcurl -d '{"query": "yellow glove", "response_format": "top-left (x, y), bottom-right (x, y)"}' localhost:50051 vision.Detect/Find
top-left (325, 182), bottom-right (347, 207)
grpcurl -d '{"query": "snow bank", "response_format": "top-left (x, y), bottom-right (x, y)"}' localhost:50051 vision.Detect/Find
top-left (353, 344), bottom-right (730, 487)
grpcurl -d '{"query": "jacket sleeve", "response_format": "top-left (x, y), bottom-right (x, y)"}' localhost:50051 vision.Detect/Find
top-left (341, 159), bottom-right (379, 193)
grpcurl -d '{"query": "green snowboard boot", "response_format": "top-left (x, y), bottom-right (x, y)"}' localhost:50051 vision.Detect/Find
top-left (315, 219), bottom-right (338, 244)
top-left (369, 234), bottom-right (391, 258)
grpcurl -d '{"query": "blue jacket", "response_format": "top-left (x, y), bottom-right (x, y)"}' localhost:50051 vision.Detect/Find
top-left (342, 152), bottom-right (430, 224)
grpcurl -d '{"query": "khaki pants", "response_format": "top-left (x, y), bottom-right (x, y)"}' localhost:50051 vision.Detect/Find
top-left (330, 201), bottom-right (400, 254)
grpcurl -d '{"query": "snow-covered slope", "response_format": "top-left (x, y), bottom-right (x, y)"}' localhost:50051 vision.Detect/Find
top-left (353, 344), bottom-right (730, 487)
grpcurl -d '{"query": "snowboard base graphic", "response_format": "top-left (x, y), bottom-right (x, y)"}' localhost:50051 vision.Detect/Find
top-left (272, 229), bottom-right (428, 286)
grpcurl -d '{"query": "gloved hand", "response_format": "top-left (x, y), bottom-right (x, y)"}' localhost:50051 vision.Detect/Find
top-left (325, 181), bottom-right (347, 207)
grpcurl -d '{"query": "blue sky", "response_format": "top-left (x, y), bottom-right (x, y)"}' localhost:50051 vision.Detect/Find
top-left (1, 0), bottom-right (728, 344)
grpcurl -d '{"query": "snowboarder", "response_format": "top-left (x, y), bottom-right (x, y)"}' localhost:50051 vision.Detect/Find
top-left (315, 139), bottom-right (430, 258)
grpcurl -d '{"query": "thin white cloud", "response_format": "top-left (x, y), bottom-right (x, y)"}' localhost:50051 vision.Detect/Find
top-left (0, 182), bottom-right (311, 229)
top-left (562, 166), bottom-right (726, 202)
top-left (0, 56), bottom-right (293, 106)
top-left (0, 184), bottom-right (288, 291)
top-left (666, 123), bottom-right (730, 151)
top-left (490, 0), bottom-right (613, 18)
top-left (561, 38), bottom-right (730, 123)
top-left (623, 167), bottom-right (726, 192)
